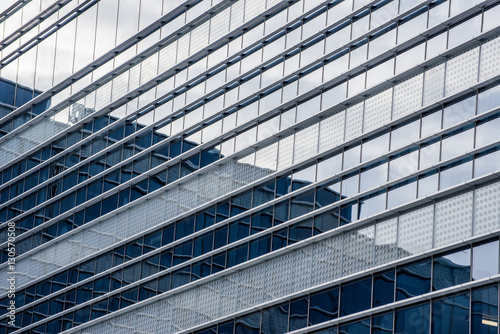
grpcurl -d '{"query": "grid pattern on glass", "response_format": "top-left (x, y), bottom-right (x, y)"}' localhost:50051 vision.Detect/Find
top-left (0, 0), bottom-right (492, 217)
top-left (39, 202), bottom-right (499, 334)
top-left (4, 58), bottom-right (500, 298)
top-left (4, 1), bottom-right (500, 332)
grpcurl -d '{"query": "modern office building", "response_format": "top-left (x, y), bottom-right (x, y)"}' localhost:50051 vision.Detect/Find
top-left (1, 0), bottom-right (500, 333)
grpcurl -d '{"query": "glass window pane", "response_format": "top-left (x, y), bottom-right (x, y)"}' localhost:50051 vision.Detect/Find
top-left (340, 277), bottom-right (371, 316)
top-left (395, 303), bottom-right (430, 334)
top-left (396, 260), bottom-right (431, 301)
top-left (472, 240), bottom-right (499, 280)
top-left (476, 116), bottom-right (500, 148)
top-left (477, 84), bottom-right (500, 115)
top-left (309, 287), bottom-right (339, 325)
top-left (339, 318), bottom-right (369, 334)
top-left (391, 119), bottom-right (420, 151)
top-left (289, 297), bottom-right (308, 331)
top-left (373, 270), bottom-right (395, 307)
top-left (235, 312), bottom-right (260, 334)
top-left (433, 248), bottom-right (470, 291)
top-left (440, 127), bottom-right (474, 161)
top-left (261, 303), bottom-right (288, 334)
top-left (442, 95), bottom-right (476, 129)
top-left (475, 148), bottom-right (500, 178)
top-left (432, 293), bottom-right (469, 334)
top-left (317, 154), bottom-right (342, 181)
top-left (359, 162), bottom-right (387, 192)
top-left (471, 285), bottom-right (498, 334)
top-left (372, 312), bottom-right (393, 334)
top-left (439, 159), bottom-right (473, 190)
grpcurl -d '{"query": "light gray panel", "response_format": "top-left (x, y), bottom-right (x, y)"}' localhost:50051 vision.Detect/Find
top-left (434, 191), bottom-right (473, 248)
top-left (398, 205), bottom-right (434, 257)
top-left (474, 181), bottom-right (500, 235)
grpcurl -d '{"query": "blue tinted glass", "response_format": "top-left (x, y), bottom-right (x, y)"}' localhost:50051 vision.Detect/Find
top-left (433, 249), bottom-right (470, 291)
top-left (15, 87), bottom-right (33, 107)
top-left (273, 201), bottom-right (289, 224)
top-left (309, 287), bottom-right (339, 325)
top-left (340, 277), bottom-right (371, 316)
top-left (339, 318), bottom-right (369, 334)
top-left (196, 207), bottom-right (215, 231)
top-left (472, 285), bottom-right (498, 334)
top-left (196, 327), bottom-right (217, 334)
top-left (396, 260), bottom-right (431, 301)
top-left (288, 220), bottom-right (312, 244)
top-left (290, 192), bottom-right (314, 219)
top-left (432, 293), bottom-right (469, 334)
top-left (249, 236), bottom-right (270, 259)
top-left (261, 303), bottom-right (289, 334)
top-left (228, 219), bottom-right (250, 243)
top-left (219, 321), bottom-right (234, 334)
top-left (214, 226), bottom-right (228, 248)
top-left (0, 80), bottom-right (15, 105)
top-left (373, 270), bottom-right (395, 307)
top-left (315, 185), bottom-right (340, 208)
top-left (175, 217), bottom-right (195, 239)
top-left (395, 303), bottom-right (430, 334)
top-left (251, 208), bottom-right (273, 234)
top-left (201, 148), bottom-right (219, 168)
top-left (276, 175), bottom-right (291, 197)
top-left (193, 232), bottom-right (213, 257)
top-left (339, 201), bottom-right (357, 226)
top-left (313, 210), bottom-right (338, 235)
top-left (235, 312), bottom-right (260, 334)
top-left (226, 244), bottom-right (247, 268)
top-left (253, 181), bottom-right (275, 207)
top-left (289, 298), bottom-right (308, 331)
top-left (372, 312), bottom-right (393, 334)
top-left (272, 228), bottom-right (287, 251)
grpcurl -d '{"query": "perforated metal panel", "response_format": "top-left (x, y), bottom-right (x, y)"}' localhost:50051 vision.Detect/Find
top-left (264, 253), bottom-right (292, 302)
top-left (230, 0), bottom-right (245, 31)
top-left (342, 225), bottom-right (374, 276)
top-left (236, 264), bottom-right (265, 311)
top-left (291, 248), bottom-right (312, 293)
top-left (191, 22), bottom-right (210, 56)
top-left (363, 88), bottom-right (392, 133)
top-left (255, 141), bottom-right (278, 173)
top-left (479, 37), bottom-right (500, 81)
top-left (392, 73), bottom-right (423, 120)
top-left (293, 123), bottom-right (319, 164)
top-left (197, 281), bottom-right (220, 323)
top-left (423, 63), bottom-right (445, 106)
top-left (209, 7), bottom-right (231, 44)
top-left (177, 33), bottom-right (191, 64)
top-left (219, 275), bottom-right (239, 316)
top-left (277, 135), bottom-right (294, 171)
top-left (158, 42), bottom-right (178, 74)
top-left (140, 53), bottom-right (160, 86)
top-left (344, 103), bottom-right (364, 141)
top-left (434, 191), bottom-right (473, 248)
top-left (318, 110), bottom-right (345, 153)
top-left (172, 289), bottom-right (197, 330)
top-left (135, 304), bottom-right (158, 333)
top-left (445, 47), bottom-right (479, 97)
top-left (374, 218), bottom-right (397, 266)
top-left (311, 236), bottom-right (342, 286)
top-left (474, 181), bottom-right (500, 235)
top-left (397, 205), bottom-right (434, 258)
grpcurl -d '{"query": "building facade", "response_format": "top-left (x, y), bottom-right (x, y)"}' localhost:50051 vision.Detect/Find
top-left (1, 0), bottom-right (500, 333)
